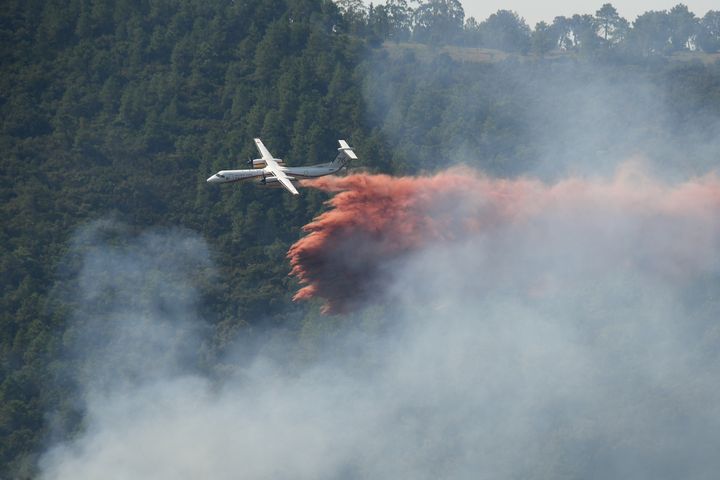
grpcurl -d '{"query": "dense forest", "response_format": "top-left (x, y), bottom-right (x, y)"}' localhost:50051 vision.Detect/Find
top-left (2, 0), bottom-right (720, 477)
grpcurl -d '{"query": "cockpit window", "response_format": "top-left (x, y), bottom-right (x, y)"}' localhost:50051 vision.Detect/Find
top-left (217, 174), bottom-right (226, 178)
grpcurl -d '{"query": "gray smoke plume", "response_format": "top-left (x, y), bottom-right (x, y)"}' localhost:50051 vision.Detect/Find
top-left (40, 173), bottom-right (720, 479)
top-left (39, 53), bottom-right (720, 479)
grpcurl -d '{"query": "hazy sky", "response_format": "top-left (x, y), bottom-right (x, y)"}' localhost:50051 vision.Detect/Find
top-left (461, 1), bottom-right (718, 26)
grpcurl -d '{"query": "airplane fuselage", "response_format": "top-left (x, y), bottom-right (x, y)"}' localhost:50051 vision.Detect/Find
top-left (206, 163), bottom-right (342, 185)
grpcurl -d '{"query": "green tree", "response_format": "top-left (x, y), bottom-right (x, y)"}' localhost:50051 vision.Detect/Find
top-left (532, 21), bottom-right (557, 56)
top-left (478, 10), bottom-right (531, 53)
top-left (552, 16), bottom-right (574, 50)
top-left (464, 16), bottom-right (481, 46)
top-left (367, 4), bottom-right (391, 45)
top-left (595, 3), bottom-right (629, 46)
top-left (668, 4), bottom-right (698, 51)
top-left (336, 0), bottom-right (368, 35)
top-left (629, 10), bottom-right (672, 55)
top-left (385, 0), bottom-right (412, 42)
top-left (412, 0), bottom-right (465, 45)
top-left (569, 14), bottom-right (601, 53)
top-left (697, 10), bottom-right (720, 52)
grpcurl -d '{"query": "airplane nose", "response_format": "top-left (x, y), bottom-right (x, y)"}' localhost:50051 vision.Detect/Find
top-left (207, 175), bottom-right (218, 183)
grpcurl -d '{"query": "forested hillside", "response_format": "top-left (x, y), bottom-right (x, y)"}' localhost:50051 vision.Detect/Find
top-left (2, 0), bottom-right (720, 477)
top-left (1, 0), bottom-right (375, 474)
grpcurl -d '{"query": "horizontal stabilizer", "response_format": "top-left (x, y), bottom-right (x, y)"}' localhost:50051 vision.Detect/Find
top-left (338, 140), bottom-right (358, 160)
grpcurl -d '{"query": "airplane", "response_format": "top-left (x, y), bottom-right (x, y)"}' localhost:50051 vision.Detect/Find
top-left (206, 138), bottom-right (357, 195)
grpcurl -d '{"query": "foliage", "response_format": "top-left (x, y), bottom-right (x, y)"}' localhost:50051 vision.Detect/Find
top-left (474, 10), bottom-right (530, 53)
top-left (595, 3), bottom-right (627, 44)
top-left (0, 0), bottom-right (375, 474)
top-left (411, 0), bottom-right (464, 45)
top-left (697, 10), bottom-right (720, 53)
top-left (531, 21), bottom-right (556, 56)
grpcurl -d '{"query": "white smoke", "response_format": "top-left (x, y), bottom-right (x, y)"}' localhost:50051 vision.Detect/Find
top-left (38, 46), bottom-right (720, 480)
top-left (40, 197), bottom-right (720, 479)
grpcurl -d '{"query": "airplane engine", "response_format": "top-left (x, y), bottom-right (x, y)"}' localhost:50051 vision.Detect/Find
top-left (257, 176), bottom-right (297, 188)
top-left (250, 159), bottom-right (266, 168)
top-left (259, 178), bottom-right (285, 189)
top-left (248, 158), bottom-right (285, 169)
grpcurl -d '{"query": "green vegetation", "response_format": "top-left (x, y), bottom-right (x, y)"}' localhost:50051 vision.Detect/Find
top-left (1, 0), bottom-right (720, 476)
top-left (1, 0), bottom-right (372, 474)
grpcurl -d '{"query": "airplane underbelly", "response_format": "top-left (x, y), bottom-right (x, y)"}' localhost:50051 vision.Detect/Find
top-left (289, 169), bottom-right (330, 179)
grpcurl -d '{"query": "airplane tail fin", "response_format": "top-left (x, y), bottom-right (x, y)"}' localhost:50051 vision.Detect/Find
top-left (332, 140), bottom-right (357, 168)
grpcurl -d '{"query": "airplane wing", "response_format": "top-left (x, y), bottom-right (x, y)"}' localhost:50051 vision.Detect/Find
top-left (254, 138), bottom-right (274, 161)
top-left (338, 140), bottom-right (358, 160)
top-left (274, 171), bottom-right (299, 195)
top-left (254, 137), bottom-right (299, 195)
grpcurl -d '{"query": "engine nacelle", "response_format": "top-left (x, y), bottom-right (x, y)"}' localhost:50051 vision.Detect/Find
top-left (257, 176), bottom-right (297, 188)
top-left (251, 158), bottom-right (284, 169)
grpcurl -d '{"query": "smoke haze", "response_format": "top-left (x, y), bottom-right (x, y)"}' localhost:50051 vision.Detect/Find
top-left (38, 47), bottom-right (720, 480)
top-left (41, 165), bottom-right (720, 478)
top-left (363, 54), bottom-right (720, 179)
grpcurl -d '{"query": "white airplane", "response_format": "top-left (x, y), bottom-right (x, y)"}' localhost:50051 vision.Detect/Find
top-left (206, 138), bottom-right (357, 195)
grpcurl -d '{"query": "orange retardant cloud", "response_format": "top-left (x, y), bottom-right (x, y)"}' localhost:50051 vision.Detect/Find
top-left (288, 167), bottom-right (720, 314)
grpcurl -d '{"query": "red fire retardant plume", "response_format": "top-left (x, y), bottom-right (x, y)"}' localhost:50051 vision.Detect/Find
top-left (287, 167), bottom-right (720, 314)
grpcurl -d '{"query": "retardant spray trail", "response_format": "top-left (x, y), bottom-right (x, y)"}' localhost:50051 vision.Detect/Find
top-left (288, 167), bottom-right (720, 314)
